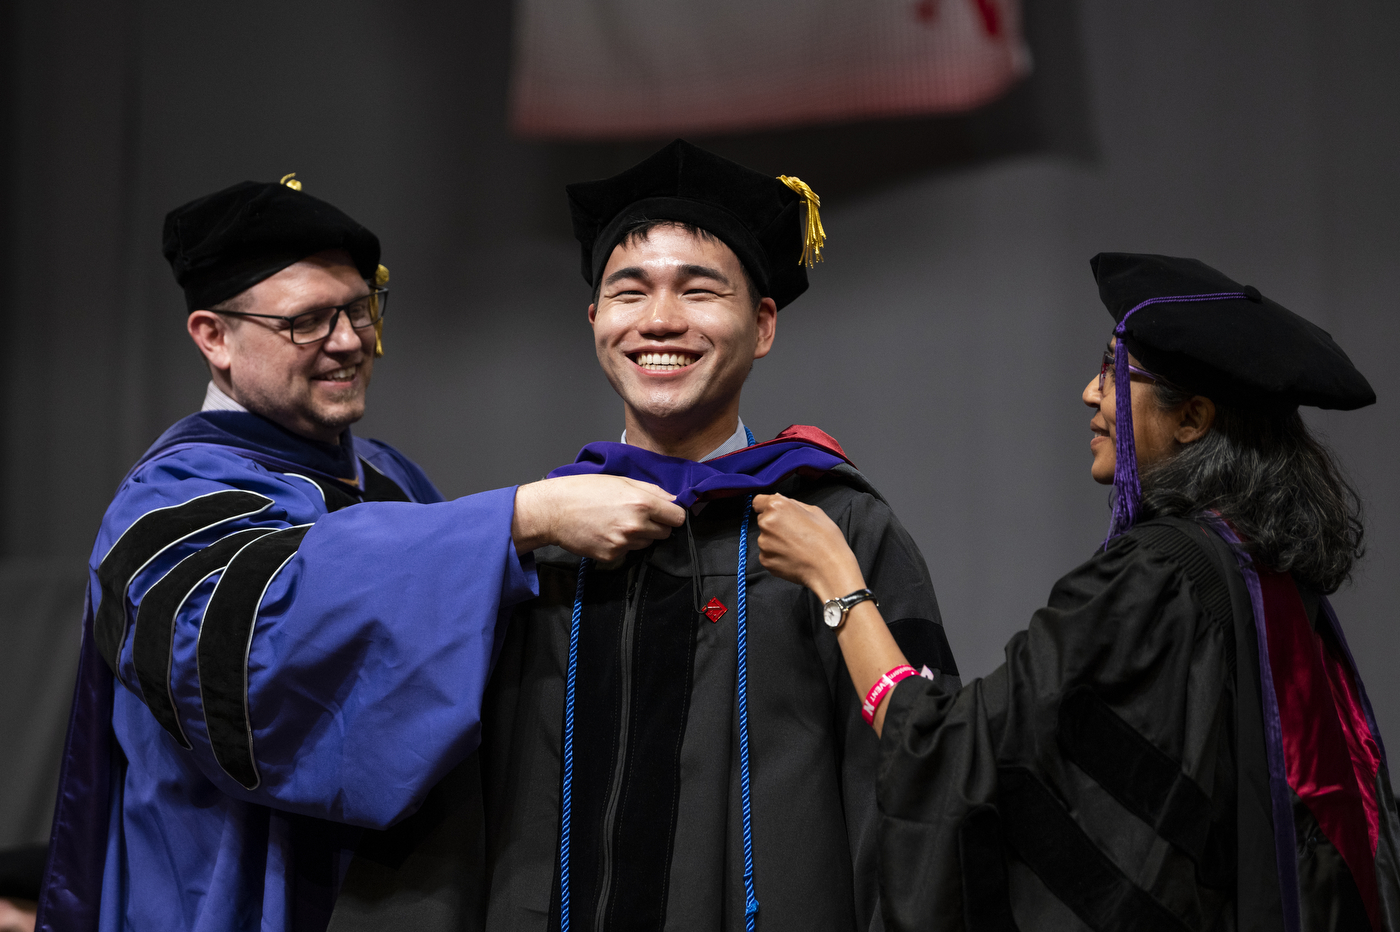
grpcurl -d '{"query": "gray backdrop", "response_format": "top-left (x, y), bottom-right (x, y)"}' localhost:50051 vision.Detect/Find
top-left (2, 0), bottom-right (1396, 846)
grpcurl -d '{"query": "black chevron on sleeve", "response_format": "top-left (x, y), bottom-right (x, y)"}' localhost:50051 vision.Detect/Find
top-left (197, 524), bottom-right (311, 790)
top-left (94, 490), bottom-right (274, 683)
top-left (359, 458), bottom-right (411, 503)
top-left (1056, 685), bottom-right (1225, 886)
top-left (131, 527), bottom-right (277, 749)
top-left (997, 766), bottom-right (1191, 932)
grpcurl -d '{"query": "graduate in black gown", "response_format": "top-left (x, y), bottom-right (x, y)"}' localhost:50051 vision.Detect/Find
top-left (469, 141), bottom-right (956, 932)
top-left (753, 253), bottom-right (1400, 932)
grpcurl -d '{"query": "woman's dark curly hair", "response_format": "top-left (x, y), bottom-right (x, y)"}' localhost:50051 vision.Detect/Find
top-left (1138, 383), bottom-right (1365, 594)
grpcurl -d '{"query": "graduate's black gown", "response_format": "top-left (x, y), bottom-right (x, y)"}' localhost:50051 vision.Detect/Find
top-left (877, 517), bottom-right (1400, 932)
top-left (481, 467), bottom-right (957, 932)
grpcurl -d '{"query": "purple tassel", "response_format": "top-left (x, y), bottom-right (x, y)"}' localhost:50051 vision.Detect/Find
top-left (1102, 291), bottom-right (1247, 545)
top-left (1106, 331), bottom-right (1140, 542)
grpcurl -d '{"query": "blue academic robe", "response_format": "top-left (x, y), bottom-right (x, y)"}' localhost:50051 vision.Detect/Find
top-left (37, 411), bottom-right (538, 932)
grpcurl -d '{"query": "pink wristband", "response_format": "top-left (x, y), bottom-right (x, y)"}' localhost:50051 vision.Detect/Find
top-left (862, 664), bottom-right (917, 725)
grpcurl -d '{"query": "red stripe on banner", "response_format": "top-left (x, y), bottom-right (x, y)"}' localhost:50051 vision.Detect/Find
top-left (510, 0), bottom-right (1031, 139)
top-left (1260, 570), bottom-right (1381, 929)
top-left (973, 0), bottom-right (1002, 36)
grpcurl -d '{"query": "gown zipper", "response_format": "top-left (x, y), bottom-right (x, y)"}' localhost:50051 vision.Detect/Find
top-left (594, 561), bottom-right (646, 931)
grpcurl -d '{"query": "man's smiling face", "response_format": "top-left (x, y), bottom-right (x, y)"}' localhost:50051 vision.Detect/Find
top-left (589, 224), bottom-right (777, 454)
top-left (188, 250), bottom-right (376, 443)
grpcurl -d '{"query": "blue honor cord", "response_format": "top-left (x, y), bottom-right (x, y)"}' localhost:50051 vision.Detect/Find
top-left (736, 492), bottom-right (760, 928)
top-left (559, 556), bottom-right (589, 932)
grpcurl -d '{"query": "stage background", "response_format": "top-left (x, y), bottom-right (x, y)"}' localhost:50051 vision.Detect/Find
top-left (2, 0), bottom-right (1396, 845)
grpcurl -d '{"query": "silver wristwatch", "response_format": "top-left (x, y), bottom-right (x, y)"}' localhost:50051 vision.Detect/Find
top-left (822, 588), bottom-right (878, 629)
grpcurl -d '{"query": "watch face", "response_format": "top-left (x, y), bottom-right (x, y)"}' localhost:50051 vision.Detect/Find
top-left (823, 602), bottom-right (843, 628)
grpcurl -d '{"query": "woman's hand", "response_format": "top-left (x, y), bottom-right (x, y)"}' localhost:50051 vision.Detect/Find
top-left (754, 492), bottom-right (910, 736)
top-left (753, 493), bottom-right (867, 601)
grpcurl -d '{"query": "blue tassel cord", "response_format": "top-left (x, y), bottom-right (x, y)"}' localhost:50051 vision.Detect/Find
top-left (736, 492), bottom-right (760, 929)
top-left (559, 556), bottom-right (590, 932)
top-left (737, 424), bottom-right (760, 926)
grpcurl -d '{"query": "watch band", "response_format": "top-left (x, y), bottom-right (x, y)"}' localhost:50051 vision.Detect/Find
top-left (823, 588), bottom-right (879, 629)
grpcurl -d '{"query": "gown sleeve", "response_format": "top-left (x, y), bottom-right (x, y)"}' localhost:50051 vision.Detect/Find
top-left (875, 527), bottom-right (1236, 932)
top-left (92, 446), bottom-right (538, 829)
top-left (803, 480), bottom-right (956, 932)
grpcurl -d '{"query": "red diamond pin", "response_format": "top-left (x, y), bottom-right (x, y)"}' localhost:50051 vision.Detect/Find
top-left (703, 597), bottom-right (727, 623)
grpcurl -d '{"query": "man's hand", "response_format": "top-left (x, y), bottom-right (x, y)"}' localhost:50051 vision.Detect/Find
top-left (513, 476), bottom-right (687, 562)
top-left (753, 493), bottom-right (866, 601)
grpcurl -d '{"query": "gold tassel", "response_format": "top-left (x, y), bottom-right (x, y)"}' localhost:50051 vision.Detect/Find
top-left (372, 264), bottom-right (389, 357)
top-left (777, 175), bottom-right (826, 268)
top-left (279, 172), bottom-right (303, 191)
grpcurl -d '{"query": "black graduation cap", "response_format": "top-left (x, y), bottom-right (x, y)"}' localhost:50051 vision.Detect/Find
top-left (566, 139), bottom-right (825, 310)
top-left (1091, 252), bottom-right (1375, 410)
top-left (163, 175), bottom-right (381, 312)
top-left (1092, 252), bottom-right (1376, 542)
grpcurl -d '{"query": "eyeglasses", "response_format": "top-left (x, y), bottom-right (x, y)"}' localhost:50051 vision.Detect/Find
top-left (216, 289), bottom-right (389, 345)
top-left (1099, 348), bottom-right (1160, 393)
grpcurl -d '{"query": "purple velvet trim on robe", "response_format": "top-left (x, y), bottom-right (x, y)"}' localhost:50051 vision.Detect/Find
top-left (137, 411), bottom-right (365, 483)
top-left (548, 439), bottom-right (848, 506)
top-left (1207, 518), bottom-right (1302, 932)
top-left (37, 593), bottom-right (112, 932)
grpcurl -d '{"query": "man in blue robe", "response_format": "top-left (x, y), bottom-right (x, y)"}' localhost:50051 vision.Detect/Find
top-left (36, 176), bottom-right (685, 932)
top-left (458, 142), bottom-right (959, 932)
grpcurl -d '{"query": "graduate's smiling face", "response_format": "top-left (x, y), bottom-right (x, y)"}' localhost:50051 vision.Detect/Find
top-left (187, 250), bottom-right (375, 444)
top-left (589, 224), bottom-right (777, 458)
top-left (1082, 338), bottom-right (1215, 484)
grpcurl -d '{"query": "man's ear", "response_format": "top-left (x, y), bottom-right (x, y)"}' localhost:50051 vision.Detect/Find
top-left (188, 310), bottom-right (235, 375)
top-left (587, 302), bottom-right (598, 325)
top-left (752, 297), bottom-right (777, 360)
top-left (1175, 395), bottom-right (1216, 444)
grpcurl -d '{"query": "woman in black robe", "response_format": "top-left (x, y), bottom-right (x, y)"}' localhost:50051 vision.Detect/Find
top-left (753, 253), bottom-right (1400, 932)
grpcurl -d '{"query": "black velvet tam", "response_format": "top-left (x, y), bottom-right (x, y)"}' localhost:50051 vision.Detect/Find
top-left (567, 139), bottom-right (809, 309)
top-left (163, 180), bottom-right (380, 311)
top-left (1091, 252), bottom-right (1375, 410)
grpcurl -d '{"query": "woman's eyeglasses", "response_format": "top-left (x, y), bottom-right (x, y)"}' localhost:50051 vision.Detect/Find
top-left (1099, 348), bottom-right (1160, 393)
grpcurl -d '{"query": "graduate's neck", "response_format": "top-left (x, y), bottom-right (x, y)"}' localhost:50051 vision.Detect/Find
top-left (623, 399), bottom-right (741, 462)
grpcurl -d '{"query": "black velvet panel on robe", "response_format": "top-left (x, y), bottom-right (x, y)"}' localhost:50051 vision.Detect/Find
top-left (876, 517), bottom-right (1400, 932)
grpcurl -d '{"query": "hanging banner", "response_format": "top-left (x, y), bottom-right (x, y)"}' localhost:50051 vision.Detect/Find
top-left (510, 0), bottom-right (1032, 139)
